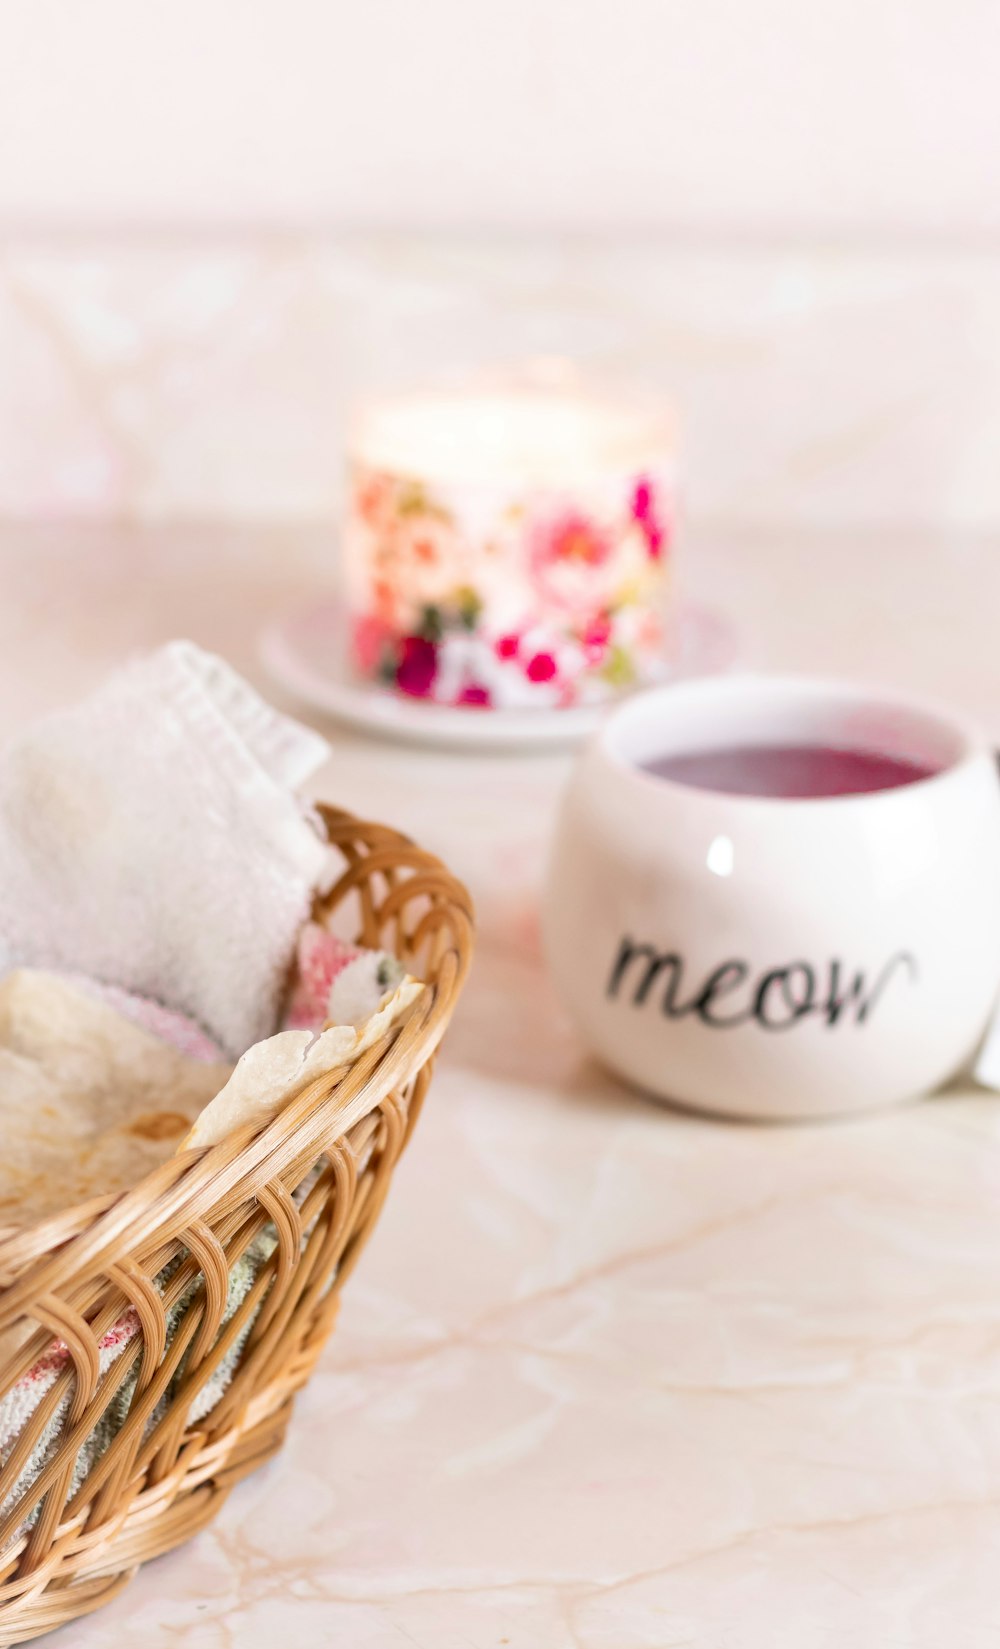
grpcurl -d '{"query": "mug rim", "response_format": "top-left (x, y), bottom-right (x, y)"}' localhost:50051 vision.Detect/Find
top-left (597, 673), bottom-right (986, 810)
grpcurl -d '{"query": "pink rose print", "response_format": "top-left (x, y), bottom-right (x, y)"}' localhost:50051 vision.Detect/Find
top-left (537, 512), bottom-right (612, 570)
top-left (348, 457), bottom-right (671, 710)
top-left (526, 651), bottom-right (558, 683)
top-left (389, 517), bottom-right (469, 609)
top-left (458, 681), bottom-right (492, 707)
top-left (530, 510), bottom-right (615, 618)
top-left (352, 612), bottom-right (395, 674)
top-left (631, 476), bottom-right (667, 561)
top-left (356, 471), bottom-right (393, 529)
top-left (582, 613), bottom-right (612, 662)
top-left (632, 478), bottom-right (653, 519)
top-left (372, 576), bottom-right (400, 626)
top-left (396, 634), bottom-right (438, 698)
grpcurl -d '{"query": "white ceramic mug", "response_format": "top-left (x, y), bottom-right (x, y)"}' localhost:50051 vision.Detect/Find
top-left (544, 675), bottom-right (1000, 1120)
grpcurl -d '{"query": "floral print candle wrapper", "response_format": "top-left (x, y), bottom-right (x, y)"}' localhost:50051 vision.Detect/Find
top-left (344, 385), bottom-right (675, 711)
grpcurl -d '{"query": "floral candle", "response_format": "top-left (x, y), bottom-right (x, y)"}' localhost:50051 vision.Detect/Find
top-left (344, 381), bottom-right (675, 711)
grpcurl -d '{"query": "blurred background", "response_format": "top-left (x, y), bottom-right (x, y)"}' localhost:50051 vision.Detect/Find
top-left (3, 15), bottom-right (1000, 1647)
top-left (1, 0), bottom-right (998, 535)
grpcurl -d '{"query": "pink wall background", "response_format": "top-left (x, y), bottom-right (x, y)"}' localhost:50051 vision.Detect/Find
top-left (1, 2), bottom-right (998, 530)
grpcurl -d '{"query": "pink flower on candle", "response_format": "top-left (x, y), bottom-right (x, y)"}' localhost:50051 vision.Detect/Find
top-left (526, 650), bottom-right (558, 683)
top-left (372, 577), bottom-right (400, 626)
top-left (458, 681), bottom-right (492, 707)
top-left (356, 471), bottom-right (393, 529)
top-left (582, 613), bottom-right (612, 661)
top-left (631, 476), bottom-right (668, 561)
top-left (529, 510), bottom-right (614, 618)
top-left (352, 613), bottom-right (395, 674)
top-left (632, 478), bottom-right (653, 519)
top-left (396, 634), bottom-right (439, 698)
top-left (539, 512), bottom-right (612, 569)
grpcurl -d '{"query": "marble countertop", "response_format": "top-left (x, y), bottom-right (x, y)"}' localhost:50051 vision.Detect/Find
top-left (5, 524), bottom-right (1000, 1648)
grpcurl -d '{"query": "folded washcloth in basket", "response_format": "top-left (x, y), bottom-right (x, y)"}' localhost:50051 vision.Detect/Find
top-left (0, 969), bottom-right (233, 1228)
top-left (0, 642), bottom-right (330, 1058)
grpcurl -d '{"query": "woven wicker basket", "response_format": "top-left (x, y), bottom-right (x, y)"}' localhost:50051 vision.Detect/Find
top-left (0, 804), bottom-right (473, 1646)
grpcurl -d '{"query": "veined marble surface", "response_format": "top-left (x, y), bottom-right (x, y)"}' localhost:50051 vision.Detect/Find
top-left (3, 525), bottom-right (1000, 1647)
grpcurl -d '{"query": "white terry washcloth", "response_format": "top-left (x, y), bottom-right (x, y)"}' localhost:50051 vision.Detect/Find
top-left (0, 642), bottom-right (330, 1058)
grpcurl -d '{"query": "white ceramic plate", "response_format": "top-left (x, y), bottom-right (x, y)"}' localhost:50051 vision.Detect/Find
top-left (260, 595), bottom-right (738, 751)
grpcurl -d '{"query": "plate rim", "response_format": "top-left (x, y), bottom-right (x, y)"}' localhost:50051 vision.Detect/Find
top-left (260, 595), bottom-right (736, 752)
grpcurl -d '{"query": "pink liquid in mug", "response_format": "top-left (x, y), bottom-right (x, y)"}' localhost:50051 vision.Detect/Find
top-left (642, 742), bottom-right (939, 799)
